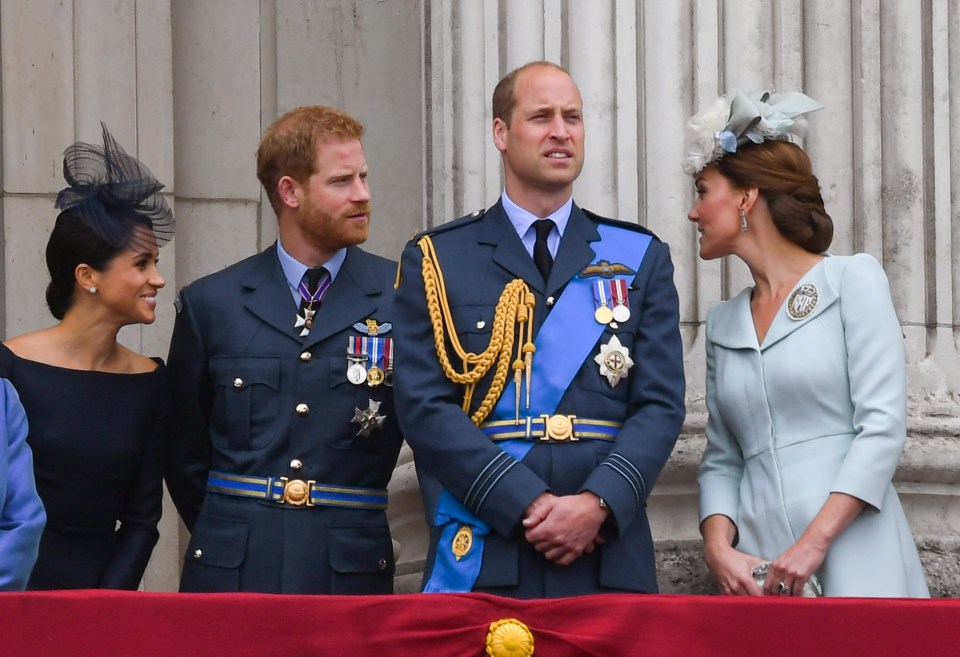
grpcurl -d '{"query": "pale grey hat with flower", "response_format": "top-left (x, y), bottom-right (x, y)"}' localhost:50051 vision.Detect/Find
top-left (681, 91), bottom-right (824, 175)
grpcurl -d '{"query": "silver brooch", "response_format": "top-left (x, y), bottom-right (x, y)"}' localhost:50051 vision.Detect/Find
top-left (786, 283), bottom-right (818, 320)
top-left (593, 335), bottom-right (634, 388)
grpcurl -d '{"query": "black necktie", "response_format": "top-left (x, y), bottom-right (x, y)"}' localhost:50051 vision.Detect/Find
top-left (533, 219), bottom-right (555, 282)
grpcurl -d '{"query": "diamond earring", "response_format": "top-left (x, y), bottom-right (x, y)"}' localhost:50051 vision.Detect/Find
top-left (88, 287), bottom-right (97, 294)
top-left (739, 210), bottom-right (748, 232)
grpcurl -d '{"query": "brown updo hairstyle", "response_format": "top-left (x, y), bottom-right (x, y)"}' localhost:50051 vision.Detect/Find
top-left (713, 140), bottom-right (833, 253)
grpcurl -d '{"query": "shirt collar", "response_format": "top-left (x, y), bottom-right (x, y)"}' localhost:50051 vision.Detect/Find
top-left (500, 191), bottom-right (572, 240)
top-left (276, 239), bottom-right (346, 302)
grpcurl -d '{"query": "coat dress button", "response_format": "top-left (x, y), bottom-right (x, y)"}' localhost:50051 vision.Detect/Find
top-left (295, 403), bottom-right (310, 416)
top-left (290, 459), bottom-right (303, 471)
top-left (233, 378), bottom-right (243, 389)
top-left (300, 351), bottom-right (312, 362)
top-left (193, 549), bottom-right (203, 561)
top-left (378, 559), bottom-right (388, 570)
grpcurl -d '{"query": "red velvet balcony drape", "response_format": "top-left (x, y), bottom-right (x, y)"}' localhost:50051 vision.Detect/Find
top-left (2, 591), bottom-right (956, 657)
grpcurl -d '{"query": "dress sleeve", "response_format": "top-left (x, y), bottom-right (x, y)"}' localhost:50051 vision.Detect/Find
top-left (0, 379), bottom-right (46, 591)
top-left (98, 369), bottom-right (167, 589)
top-left (697, 316), bottom-right (745, 532)
top-left (831, 253), bottom-right (907, 511)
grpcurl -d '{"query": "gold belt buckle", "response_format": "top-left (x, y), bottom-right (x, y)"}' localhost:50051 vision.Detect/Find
top-left (540, 414), bottom-right (577, 442)
top-left (280, 477), bottom-right (315, 506)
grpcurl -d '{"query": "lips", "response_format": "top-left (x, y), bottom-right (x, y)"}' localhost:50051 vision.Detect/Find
top-left (545, 149), bottom-right (571, 159)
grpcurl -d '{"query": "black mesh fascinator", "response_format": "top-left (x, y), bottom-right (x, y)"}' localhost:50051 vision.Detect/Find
top-left (54, 123), bottom-right (174, 250)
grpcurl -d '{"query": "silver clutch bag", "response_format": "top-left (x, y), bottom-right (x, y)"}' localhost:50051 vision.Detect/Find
top-left (752, 561), bottom-right (823, 597)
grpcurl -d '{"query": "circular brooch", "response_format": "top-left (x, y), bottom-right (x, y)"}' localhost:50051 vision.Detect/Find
top-left (786, 283), bottom-right (819, 320)
top-left (486, 618), bottom-right (535, 657)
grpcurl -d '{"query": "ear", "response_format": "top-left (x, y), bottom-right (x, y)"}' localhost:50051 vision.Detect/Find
top-left (75, 263), bottom-right (98, 292)
top-left (277, 176), bottom-right (303, 210)
top-left (740, 187), bottom-right (760, 214)
top-left (492, 117), bottom-right (508, 154)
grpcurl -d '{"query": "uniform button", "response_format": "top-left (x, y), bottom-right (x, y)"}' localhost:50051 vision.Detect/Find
top-left (290, 459), bottom-right (303, 471)
top-left (295, 403), bottom-right (310, 416)
top-left (233, 377), bottom-right (243, 389)
top-left (193, 549), bottom-right (203, 561)
top-left (476, 320), bottom-right (486, 329)
top-left (378, 558), bottom-right (388, 570)
top-left (546, 296), bottom-right (555, 307)
top-left (300, 351), bottom-right (312, 362)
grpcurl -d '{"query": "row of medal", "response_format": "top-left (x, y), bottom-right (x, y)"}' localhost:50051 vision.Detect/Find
top-left (592, 279), bottom-right (631, 325)
top-left (347, 335), bottom-right (394, 387)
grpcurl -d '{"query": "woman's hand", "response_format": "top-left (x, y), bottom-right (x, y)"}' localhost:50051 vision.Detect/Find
top-left (704, 540), bottom-right (764, 596)
top-left (764, 536), bottom-right (828, 596)
top-left (701, 515), bottom-right (763, 596)
top-left (766, 492), bottom-right (867, 596)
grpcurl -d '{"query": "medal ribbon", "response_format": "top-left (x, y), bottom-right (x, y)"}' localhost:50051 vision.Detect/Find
top-left (297, 271), bottom-right (332, 305)
top-left (425, 222), bottom-right (653, 593)
top-left (592, 280), bottom-right (612, 316)
top-left (368, 337), bottom-right (383, 369)
top-left (612, 278), bottom-right (629, 311)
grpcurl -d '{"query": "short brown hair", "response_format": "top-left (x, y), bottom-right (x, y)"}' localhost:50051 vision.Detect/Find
top-left (256, 105), bottom-right (364, 214)
top-left (714, 140), bottom-right (833, 253)
top-left (492, 61), bottom-right (570, 127)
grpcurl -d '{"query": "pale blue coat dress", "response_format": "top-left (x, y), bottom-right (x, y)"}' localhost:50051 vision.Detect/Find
top-left (698, 254), bottom-right (929, 597)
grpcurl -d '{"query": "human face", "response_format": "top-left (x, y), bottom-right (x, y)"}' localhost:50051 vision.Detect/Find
top-left (93, 228), bottom-right (165, 325)
top-left (688, 166), bottom-right (745, 260)
top-left (291, 138), bottom-right (371, 263)
top-left (493, 66), bottom-right (585, 206)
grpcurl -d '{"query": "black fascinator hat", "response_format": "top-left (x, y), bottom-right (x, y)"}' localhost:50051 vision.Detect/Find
top-left (54, 123), bottom-right (174, 250)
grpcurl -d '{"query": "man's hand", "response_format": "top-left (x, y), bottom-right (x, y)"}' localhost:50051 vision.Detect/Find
top-left (523, 492), bottom-right (608, 565)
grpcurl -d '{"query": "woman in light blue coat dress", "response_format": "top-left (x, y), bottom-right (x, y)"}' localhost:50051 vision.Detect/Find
top-left (684, 92), bottom-right (928, 597)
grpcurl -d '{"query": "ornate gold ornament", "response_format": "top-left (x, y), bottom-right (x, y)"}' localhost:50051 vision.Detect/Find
top-left (452, 524), bottom-right (473, 561)
top-left (486, 618), bottom-right (535, 657)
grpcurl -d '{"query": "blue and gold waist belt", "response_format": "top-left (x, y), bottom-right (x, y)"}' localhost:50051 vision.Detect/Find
top-left (480, 416), bottom-right (622, 442)
top-left (207, 470), bottom-right (388, 510)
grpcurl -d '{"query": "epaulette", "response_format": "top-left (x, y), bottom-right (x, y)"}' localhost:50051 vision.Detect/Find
top-left (410, 207), bottom-right (488, 241)
top-left (582, 208), bottom-right (663, 242)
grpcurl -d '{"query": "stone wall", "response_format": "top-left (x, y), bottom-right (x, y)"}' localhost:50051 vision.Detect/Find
top-left (2, 0), bottom-right (957, 595)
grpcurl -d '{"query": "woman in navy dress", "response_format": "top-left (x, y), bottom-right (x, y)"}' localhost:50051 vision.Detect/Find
top-left (0, 125), bottom-right (173, 589)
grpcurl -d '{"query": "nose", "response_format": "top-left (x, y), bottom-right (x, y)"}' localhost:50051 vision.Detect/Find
top-left (687, 205), bottom-right (699, 223)
top-left (351, 176), bottom-right (371, 203)
top-left (151, 266), bottom-right (166, 289)
top-left (548, 114), bottom-right (570, 140)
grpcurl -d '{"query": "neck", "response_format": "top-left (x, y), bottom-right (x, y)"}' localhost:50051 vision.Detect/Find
top-left (277, 228), bottom-right (337, 268)
top-left (47, 310), bottom-right (125, 370)
top-left (740, 238), bottom-right (823, 300)
top-left (503, 182), bottom-right (572, 219)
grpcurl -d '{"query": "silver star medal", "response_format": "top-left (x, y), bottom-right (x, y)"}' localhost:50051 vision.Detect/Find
top-left (352, 399), bottom-right (386, 437)
top-left (295, 307), bottom-right (316, 337)
top-left (594, 335), bottom-right (634, 387)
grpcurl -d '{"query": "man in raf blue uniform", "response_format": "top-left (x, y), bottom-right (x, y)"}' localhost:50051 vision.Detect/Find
top-left (165, 106), bottom-right (403, 593)
top-left (394, 61), bottom-right (685, 597)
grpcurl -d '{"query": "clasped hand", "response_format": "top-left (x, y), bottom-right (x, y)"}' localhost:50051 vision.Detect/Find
top-left (522, 492), bottom-right (608, 565)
